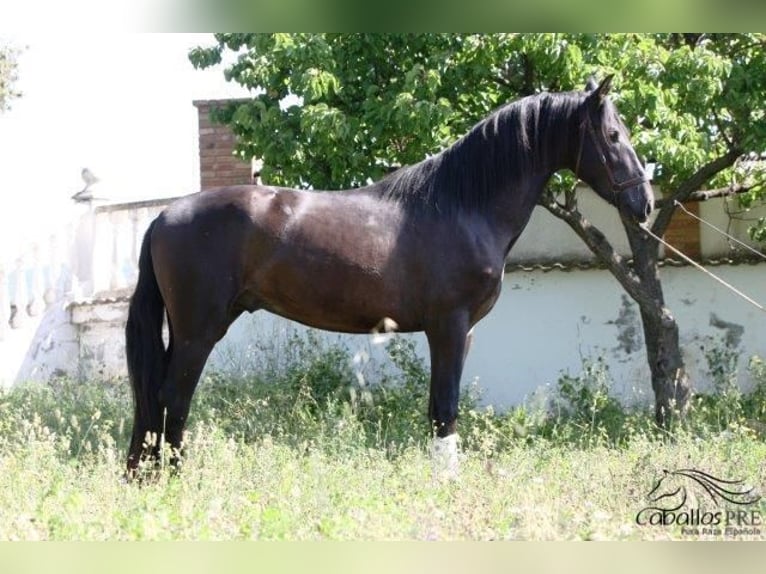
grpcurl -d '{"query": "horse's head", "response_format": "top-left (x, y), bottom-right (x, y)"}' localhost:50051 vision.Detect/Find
top-left (574, 75), bottom-right (654, 225)
top-left (646, 469), bottom-right (688, 511)
top-left (644, 468), bottom-right (762, 512)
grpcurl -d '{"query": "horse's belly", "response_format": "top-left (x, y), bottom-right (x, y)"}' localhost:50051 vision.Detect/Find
top-left (252, 258), bottom-right (417, 334)
top-left (260, 295), bottom-right (408, 335)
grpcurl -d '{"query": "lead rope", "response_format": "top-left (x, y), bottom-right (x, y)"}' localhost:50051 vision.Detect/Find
top-left (641, 225), bottom-right (766, 313)
top-left (672, 200), bottom-right (766, 262)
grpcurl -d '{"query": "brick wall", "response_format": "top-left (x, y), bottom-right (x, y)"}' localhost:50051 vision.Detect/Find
top-left (193, 99), bottom-right (253, 190)
top-left (663, 200), bottom-right (701, 260)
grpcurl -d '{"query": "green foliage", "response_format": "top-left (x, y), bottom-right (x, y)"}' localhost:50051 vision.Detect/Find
top-left (0, 377), bottom-right (131, 463)
top-left (351, 337), bottom-right (431, 446)
top-left (689, 340), bottom-right (766, 436)
top-left (705, 337), bottom-right (741, 408)
top-left (190, 34), bottom-right (478, 188)
top-left (190, 33), bottom-right (766, 237)
top-left (547, 357), bottom-right (642, 445)
top-left (744, 356), bottom-right (766, 423)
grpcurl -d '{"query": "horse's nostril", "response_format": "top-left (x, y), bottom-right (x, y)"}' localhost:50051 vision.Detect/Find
top-left (645, 202), bottom-right (653, 219)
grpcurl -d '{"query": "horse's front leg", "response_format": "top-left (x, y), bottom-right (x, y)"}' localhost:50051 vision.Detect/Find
top-left (425, 312), bottom-right (472, 479)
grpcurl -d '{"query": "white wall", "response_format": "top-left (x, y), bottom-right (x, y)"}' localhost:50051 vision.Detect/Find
top-left (699, 195), bottom-right (766, 257)
top-left (466, 263), bottom-right (765, 406)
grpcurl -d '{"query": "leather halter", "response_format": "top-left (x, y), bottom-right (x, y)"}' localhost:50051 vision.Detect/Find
top-left (574, 110), bottom-right (649, 197)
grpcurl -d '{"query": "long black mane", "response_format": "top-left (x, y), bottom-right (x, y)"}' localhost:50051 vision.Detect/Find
top-left (373, 90), bottom-right (584, 215)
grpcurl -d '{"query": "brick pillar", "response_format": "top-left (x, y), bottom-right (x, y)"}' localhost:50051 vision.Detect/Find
top-left (664, 200), bottom-right (701, 260)
top-left (193, 99), bottom-right (253, 190)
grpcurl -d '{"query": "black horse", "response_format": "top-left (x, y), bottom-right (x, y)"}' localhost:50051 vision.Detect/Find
top-left (125, 76), bottom-right (653, 474)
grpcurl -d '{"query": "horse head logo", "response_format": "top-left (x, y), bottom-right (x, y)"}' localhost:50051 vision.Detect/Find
top-left (646, 468), bottom-right (761, 511)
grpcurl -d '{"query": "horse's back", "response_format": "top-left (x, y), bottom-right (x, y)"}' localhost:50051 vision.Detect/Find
top-left (159, 185), bottom-right (266, 226)
top-left (148, 185), bottom-right (406, 332)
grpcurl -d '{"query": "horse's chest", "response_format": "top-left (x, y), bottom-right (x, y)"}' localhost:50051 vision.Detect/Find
top-left (471, 267), bottom-right (504, 321)
top-left (429, 256), bottom-right (504, 322)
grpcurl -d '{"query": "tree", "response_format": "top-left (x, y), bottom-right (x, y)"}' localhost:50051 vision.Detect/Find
top-left (190, 33), bottom-right (766, 426)
top-left (0, 42), bottom-right (21, 112)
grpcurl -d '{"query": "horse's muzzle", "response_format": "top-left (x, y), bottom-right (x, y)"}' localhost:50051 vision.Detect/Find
top-left (619, 183), bottom-right (654, 224)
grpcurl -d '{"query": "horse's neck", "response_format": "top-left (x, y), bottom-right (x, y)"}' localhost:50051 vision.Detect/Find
top-left (484, 112), bottom-right (578, 250)
top-left (485, 170), bottom-right (555, 254)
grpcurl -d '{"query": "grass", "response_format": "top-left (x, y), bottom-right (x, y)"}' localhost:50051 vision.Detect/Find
top-left (0, 334), bottom-right (765, 540)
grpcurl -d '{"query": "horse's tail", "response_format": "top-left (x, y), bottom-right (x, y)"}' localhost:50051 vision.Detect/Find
top-left (125, 219), bottom-right (166, 466)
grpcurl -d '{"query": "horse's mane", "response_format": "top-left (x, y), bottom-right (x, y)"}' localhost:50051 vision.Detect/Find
top-left (372, 90), bottom-right (584, 216)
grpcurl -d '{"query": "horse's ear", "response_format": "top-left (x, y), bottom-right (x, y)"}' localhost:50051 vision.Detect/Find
top-left (585, 74), bottom-right (614, 109)
top-left (584, 76), bottom-right (599, 92)
top-left (596, 74), bottom-right (614, 99)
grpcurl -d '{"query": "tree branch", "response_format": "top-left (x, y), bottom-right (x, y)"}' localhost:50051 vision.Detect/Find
top-left (652, 147), bottom-right (743, 236)
top-left (540, 200), bottom-right (661, 311)
top-left (712, 109), bottom-right (735, 150)
top-left (653, 182), bottom-right (752, 209)
top-left (490, 75), bottom-right (513, 90)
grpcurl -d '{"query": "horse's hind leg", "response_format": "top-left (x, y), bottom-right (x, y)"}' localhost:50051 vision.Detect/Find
top-left (158, 336), bottom-right (217, 466)
top-left (158, 306), bottom-right (234, 469)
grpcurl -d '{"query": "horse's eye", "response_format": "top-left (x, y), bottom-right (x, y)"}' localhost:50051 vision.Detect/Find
top-left (608, 130), bottom-right (620, 143)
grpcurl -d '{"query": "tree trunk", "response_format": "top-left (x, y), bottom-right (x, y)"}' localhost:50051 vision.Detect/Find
top-left (541, 150), bottom-right (742, 427)
top-left (541, 196), bottom-right (694, 428)
top-left (622, 221), bottom-right (692, 426)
